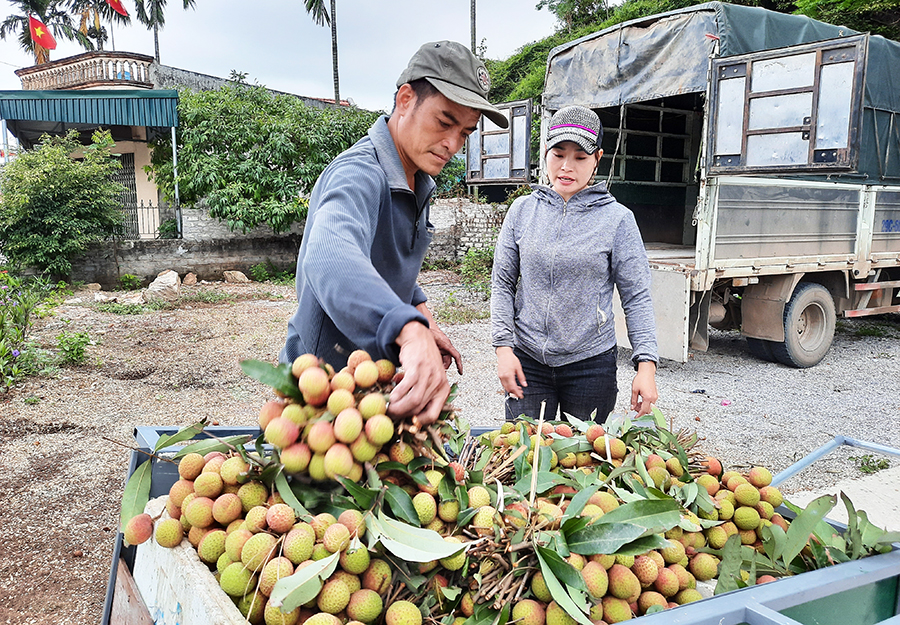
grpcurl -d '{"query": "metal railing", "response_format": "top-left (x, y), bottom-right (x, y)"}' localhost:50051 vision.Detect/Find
top-left (117, 200), bottom-right (180, 240)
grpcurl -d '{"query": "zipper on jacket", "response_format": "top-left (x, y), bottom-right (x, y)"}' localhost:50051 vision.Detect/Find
top-left (542, 199), bottom-right (567, 360)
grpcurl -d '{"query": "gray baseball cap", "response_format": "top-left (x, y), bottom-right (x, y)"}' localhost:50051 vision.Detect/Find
top-left (397, 41), bottom-right (509, 129)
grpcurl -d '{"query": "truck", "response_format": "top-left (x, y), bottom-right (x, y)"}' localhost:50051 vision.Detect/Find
top-left (492, 2), bottom-right (900, 367)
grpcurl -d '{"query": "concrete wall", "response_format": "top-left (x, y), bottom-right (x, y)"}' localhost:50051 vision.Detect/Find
top-left (181, 202), bottom-right (305, 241)
top-left (69, 235), bottom-right (301, 288)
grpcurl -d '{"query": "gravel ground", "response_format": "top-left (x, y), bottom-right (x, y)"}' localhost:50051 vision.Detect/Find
top-left (0, 270), bottom-right (898, 624)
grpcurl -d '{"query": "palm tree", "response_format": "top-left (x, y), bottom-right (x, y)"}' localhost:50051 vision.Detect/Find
top-left (0, 0), bottom-right (89, 64)
top-left (303, 0), bottom-right (340, 105)
top-left (66, 0), bottom-right (130, 50)
top-left (134, 0), bottom-right (196, 63)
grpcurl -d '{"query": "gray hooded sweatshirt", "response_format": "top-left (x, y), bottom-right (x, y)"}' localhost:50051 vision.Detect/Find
top-left (491, 182), bottom-right (658, 367)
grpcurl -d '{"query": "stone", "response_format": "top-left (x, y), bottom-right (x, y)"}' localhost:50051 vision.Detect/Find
top-left (120, 291), bottom-right (145, 305)
top-left (85, 283), bottom-right (102, 291)
top-left (223, 271), bottom-right (250, 283)
top-left (145, 269), bottom-right (181, 302)
top-left (94, 292), bottom-right (118, 303)
top-left (183, 273), bottom-right (198, 286)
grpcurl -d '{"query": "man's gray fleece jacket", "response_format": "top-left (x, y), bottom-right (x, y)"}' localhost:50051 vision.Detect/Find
top-left (491, 182), bottom-right (658, 367)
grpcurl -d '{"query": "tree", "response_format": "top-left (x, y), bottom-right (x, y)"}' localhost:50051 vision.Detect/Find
top-left (146, 83), bottom-right (379, 233)
top-left (0, 0), bottom-right (90, 64)
top-left (303, 0), bottom-right (341, 105)
top-left (133, 0), bottom-right (196, 63)
top-left (0, 130), bottom-right (125, 276)
top-left (66, 0), bottom-right (131, 50)
top-left (793, 0), bottom-right (900, 40)
top-left (535, 0), bottom-right (609, 30)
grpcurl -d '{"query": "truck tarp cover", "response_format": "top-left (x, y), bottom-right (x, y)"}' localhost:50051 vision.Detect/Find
top-left (544, 2), bottom-right (900, 112)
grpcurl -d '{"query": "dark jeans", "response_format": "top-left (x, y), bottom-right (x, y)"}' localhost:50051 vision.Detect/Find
top-left (505, 347), bottom-right (617, 424)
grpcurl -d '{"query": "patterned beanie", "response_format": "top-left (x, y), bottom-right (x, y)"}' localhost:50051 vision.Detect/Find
top-left (546, 106), bottom-right (603, 154)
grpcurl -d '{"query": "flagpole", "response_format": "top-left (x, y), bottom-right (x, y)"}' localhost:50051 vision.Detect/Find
top-left (110, 16), bottom-right (115, 51)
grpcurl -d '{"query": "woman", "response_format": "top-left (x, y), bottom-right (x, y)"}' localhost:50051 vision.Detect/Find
top-left (491, 105), bottom-right (659, 423)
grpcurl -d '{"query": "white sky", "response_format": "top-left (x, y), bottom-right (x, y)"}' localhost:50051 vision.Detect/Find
top-left (0, 0), bottom-right (559, 112)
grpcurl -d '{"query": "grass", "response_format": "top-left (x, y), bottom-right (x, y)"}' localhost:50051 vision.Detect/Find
top-left (434, 291), bottom-right (490, 325)
top-left (180, 289), bottom-right (234, 304)
top-left (848, 454), bottom-right (891, 474)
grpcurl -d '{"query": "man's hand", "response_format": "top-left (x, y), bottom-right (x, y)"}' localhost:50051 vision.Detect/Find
top-left (496, 346), bottom-right (527, 399)
top-left (416, 303), bottom-right (462, 374)
top-left (388, 320), bottom-right (451, 425)
top-left (631, 361), bottom-right (658, 417)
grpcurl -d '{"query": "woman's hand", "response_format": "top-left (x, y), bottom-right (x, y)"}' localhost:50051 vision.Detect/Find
top-left (496, 346), bottom-right (527, 398)
top-left (631, 361), bottom-right (658, 417)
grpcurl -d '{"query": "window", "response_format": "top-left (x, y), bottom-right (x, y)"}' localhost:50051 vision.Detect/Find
top-left (466, 100), bottom-right (532, 184)
top-left (709, 35), bottom-right (866, 173)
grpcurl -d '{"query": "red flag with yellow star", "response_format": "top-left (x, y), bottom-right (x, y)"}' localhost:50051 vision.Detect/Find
top-left (106, 0), bottom-right (129, 17)
top-left (29, 16), bottom-right (57, 50)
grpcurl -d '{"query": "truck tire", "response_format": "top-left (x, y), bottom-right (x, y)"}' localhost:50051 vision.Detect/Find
top-left (771, 282), bottom-right (836, 368)
top-left (746, 338), bottom-right (777, 362)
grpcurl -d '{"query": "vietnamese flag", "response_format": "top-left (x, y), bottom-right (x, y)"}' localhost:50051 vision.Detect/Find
top-left (29, 16), bottom-right (57, 50)
top-left (106, 0), bottom-right (129, 17)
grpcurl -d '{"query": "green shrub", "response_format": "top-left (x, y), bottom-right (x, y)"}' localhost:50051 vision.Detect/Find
top-left (157, 218), bottom-right (180, 239)
top-left (119, 274), bottom-right (143, 290)
top-left (460, 247), bottom-right (495, 296)
top-left (0, 130), bottom-right (126, 276)
top-left (57, 327), bottom-right (91, 365)
top-left (1, 271), bottom-right (54, 391)
top-left (250, 261), bottom-right (295, 285)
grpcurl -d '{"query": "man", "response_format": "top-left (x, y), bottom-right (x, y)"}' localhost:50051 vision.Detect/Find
top-left (281, 41), bottom-right (508, 425)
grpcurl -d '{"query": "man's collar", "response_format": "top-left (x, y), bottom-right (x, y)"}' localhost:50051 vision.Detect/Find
top-left (369, 116), bottom-right (435, 203)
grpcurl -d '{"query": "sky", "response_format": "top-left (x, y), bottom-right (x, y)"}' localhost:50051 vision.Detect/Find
top-left (0, 0), bottom-right (560, 112)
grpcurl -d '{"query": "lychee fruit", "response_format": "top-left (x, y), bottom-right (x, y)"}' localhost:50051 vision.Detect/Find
top-left (734, 483), bottom-right (761, 507)
top-left (545, 600), bottom-right (575, 625)
top-left (281, 403), bottom-right (308, 427)
top-left (471, 505), bottom-right (497, 536)
top-left (734, 506), bottom-right (762, 531)
top-left (608, 564), bottom-right (641, 601)
top-left (364, 414), bottom-right (394, 446)
top-left (341, 545), bottom-right (371, 575)
top-left (748, 466), bottom-right (773, 488)
top-left (259, 556), bottom-right (294, 596)
top-left (701, 456), bottom-right (723, 477)
top-left (582, 560), bottom-right (609, 598)
top-left (412, 492), bottom-right (437, 525)
top-left (241, 532), bottom-right (278, 571)
top-left (637, 590), bottom-right (667, 615)
top-left (225, 528), bottom-right (253, 562)
top-left (325, 443), bottom-right (355, 478)
top-left (530, 571), bottom-right (552, 602)
top-left (308, 453), bottom-right (327, 480)
top-left (334, 408), bottom-right (364, 443)
top-left (374, 359), bottom-right (395, 383)
top-left (356, 393), bottom-right (386, 420)
top-left (308, 420), bottom-right (337, 454)
top-left (281, 442), bottom-right (313, 473)
top-left (124, 513), bottom-right (153, 546)
top-left (362, 559), bottom-right (392, 594)
top-left (631, 554), bottom-right (659, 585)
top-left (601, 596), bottom-right (633, 624)
top-left (299, 366), bottom-right (331, 406)
top-left (339, 509), bottom-right (366, 537)
top-left (219, 456), bottom-right (249, 486)
top-left (197, 529), bottom-right (227, 564)
top-left (212, 493), bottom-right (243, 526)
top-left (689, 552), bottom-right (719, 581)
top-left (168, 479), bottom-right (194, 508)
top-left (266, 503), bottom-right (296, 534)
top-left (653, 566), bottom-right (679, 597)
top-left (178, 453), bottom-right (206, 480)
top-left (674, 588), bottom-right (703, 604)
top-left (388, 440), bottom-right (415, 465)
top-left (291, 353), bottom-right (320, 378)
top-left (438, 536), bottom-right (467, 571)
top-left (328, 387), bottom-right (357, 415)
top-left (183, 496), bottom-right (215, 528)
top-left (283, 525), bottom-right (315, 564)
top-left (347, 588), bottom-right (384, 623)
top-left (318, 578), bottom-right (352, 614)
top-left (311, 512), bottom-right (337, 539)
top-left (467, 485), bottom-right (491, 509)
top-left (759, 486), bottom-right (784, 508)
top-left (511, 599), bottom-right (545, 625)
top-left (323, 521), bottom-right (351, 553)
top-left (350, 433), bottom-right (379, 463)
top-left (219, 561), bottom-right (258, 597)
top-left (695, 474), bottom-right (719, 497)
top-left (155, 518), bottom-right (184, 548)
top-left (385, 601), bottom-right (422, 625)
top-left (353, 360), bottom-right (379, 388)
top-left (265, 416), bottom-right (300, 449)
top-left (258, 399), bottom-right (285, 430)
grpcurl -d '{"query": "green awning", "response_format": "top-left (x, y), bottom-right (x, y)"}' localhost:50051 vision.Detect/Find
top-left (0, 89), bottom-right (178, 128)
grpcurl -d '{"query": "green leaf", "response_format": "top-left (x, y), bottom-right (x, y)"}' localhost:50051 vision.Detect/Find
top-left (384, 482), bottom-right (420, 526)
top-left (270, 551), bottom-right (340, 611)
top-left (760, 522), bottom-right (788, 561)
top-left (560, 483), bottom-right (600, 525)
top-left (534, 548), bottom-right (592, 625)
top-left (535, 545), bottom-right (588, 591)
top-left (714, 534), bottom-right (745, 595)
top-left (841, 492), bottom-right (863, 560)
top-left (567, 522), bottom-right (647, 556)
top-left (240, 359), bottom-right (303, 401)
top-left (275, 472), bottom-right (311, 519)
top-left (512, 471), bottom-right (570, 496)
top-left (174, 434), bottom-right (253, 459)
top-left (337, 476), bottom-right (379, 510)
top-left (371, 510), bottom-right (471, 562)
top-left (154, 421), bottom-right (206, 452)
top-left (782, 494), bottom-right (836, 566)
top-left (593, 499), bottom-right (681, 534)
top-left (120, 458), bottom-right (153, 532)
top-left (611, 534), bottom-right (672, 556)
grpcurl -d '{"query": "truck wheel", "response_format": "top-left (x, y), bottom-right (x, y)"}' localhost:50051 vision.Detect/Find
top-left (746, 338), bottom-right (777, 362)
top-left (771, 283), bottom-right (836, 368)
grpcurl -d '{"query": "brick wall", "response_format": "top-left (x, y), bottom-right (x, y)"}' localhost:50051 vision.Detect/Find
top-left (426, 198), bottom-right (507, 265)
top-left (180, 203), bottom-right (304, 241)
